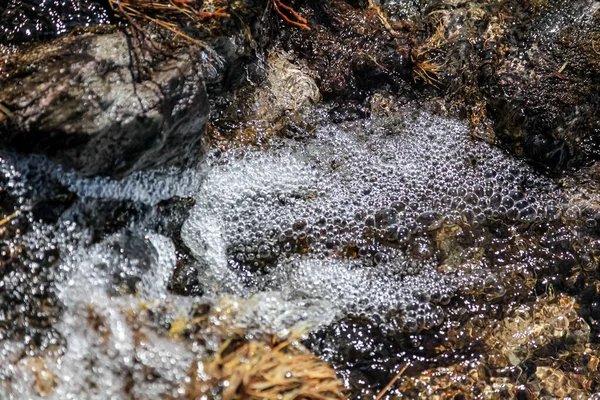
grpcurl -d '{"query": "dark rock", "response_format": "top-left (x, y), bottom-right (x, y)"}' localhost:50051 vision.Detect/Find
top-left (411, 0), bottom-right (600, 171)
top-left (485, 0), bottom-right (600, 171)
top-left (0, 31), bottom-right (211, 178)
top-left (31, 189), bottom-right (77, 224)
top-left (61, 198), bottom-right (144, 241)
top-left (99, 230), bottom-right (159, 294)
top-left (168, 259), bottom-right (203, 296)
top-left (207, 51), bottom-right (320, 145)
top-left (0, 216), bottom-right (64, 349)
top-left (140, 197), bottom-right (203, 296)
top-left (280, 0), bottom-right (413, 101)
top-left (0, 0), bottom-right (111, 45)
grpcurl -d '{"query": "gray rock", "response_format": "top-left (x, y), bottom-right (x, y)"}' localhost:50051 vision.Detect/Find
top-left (0, 31), bottom-right (210, 178)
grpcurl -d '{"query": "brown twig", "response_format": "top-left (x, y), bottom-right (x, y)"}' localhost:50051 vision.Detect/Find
top-left (375, 364), bottom-right (408, 400)
top-left (196, 6), bottom-right (230, 19)
top-left (0, 102), bottom-right (13, 118)
top-left (0, 210), bottom-right (22, 228)
top-left (108, 0), bottom-right (226, 45)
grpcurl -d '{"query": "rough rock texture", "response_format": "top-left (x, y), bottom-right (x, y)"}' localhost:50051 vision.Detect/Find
top-left (251, 53), bottom-right (321, 122)
top-left (393, 0), bottom-right (600, 171)
top-left (209, 51), bottom-right (321, 148)
top-left (0, 31), bottom-right (210, 177)
top-left (279, 0), bottom-right (413, 102)
top-left (486, 0), bottom-right (600, 170)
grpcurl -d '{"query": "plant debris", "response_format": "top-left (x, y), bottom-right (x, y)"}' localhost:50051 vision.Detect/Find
top-left (188, 332), bottom-right (346, 400)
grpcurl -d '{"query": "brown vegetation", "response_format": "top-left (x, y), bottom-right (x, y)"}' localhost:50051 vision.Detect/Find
top-left (186, 332), bottom-right (346, 400)
top-left (107, 0), bottom-right (229, 44)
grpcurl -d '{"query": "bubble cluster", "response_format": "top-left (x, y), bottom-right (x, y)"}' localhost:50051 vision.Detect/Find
top-left (182, 111), bottom-right (560, 330)
top-left (5, 230), bottom-right (189, 400)
top-left (0, 108), bottom-right (595, 398)
top-left (0, 156), bottom-right (31, 208)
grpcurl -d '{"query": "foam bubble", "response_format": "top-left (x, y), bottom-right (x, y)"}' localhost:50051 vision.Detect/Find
top-left (1, 152), bottom-right (200, 205)
top-left (182, 110), bottom-right (559, 330)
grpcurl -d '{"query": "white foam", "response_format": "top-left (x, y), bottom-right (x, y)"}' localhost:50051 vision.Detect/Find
top-left (181, 111), bottom-right (558, 332)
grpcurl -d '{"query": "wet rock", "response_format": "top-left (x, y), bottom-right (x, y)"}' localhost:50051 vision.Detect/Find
top-left (409, 0), bottom-right (600, 169)
top-left (394, 295), bottom-right (596, 399)
top-left (0, 160), bottom-right (64, 349)
top-left (168, 259), bottom-right (203, 296)
top-left (61, 198), bottom-right (143, 241)
top-left (307, 317), bottom-right (407, 391)
top-left (486, 0), bottom-right (600, 170)
top-left (209, 51), bottom-right (320, 148)
top-left (279, 0), bottom-right (413, 101)
top-left (97, 230), bottom-right (159, 294)
top-left (251, 52), bottom-right (321, 123)
top-left (0, 31), bottom-right (210, 178)
top-left (0, 0), bottom-right (111, 46)
top-left (0, 238), bottom-right (63, 348)
top-left (146, 197), bottom-right (204, 296)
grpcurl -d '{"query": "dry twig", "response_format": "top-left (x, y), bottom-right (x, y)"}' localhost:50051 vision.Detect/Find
top-left (376, 364), bottom-right (408, 400)
top-left (0, 210), bottom-right (22, 228)
top-left (108, 0), bottom-right (229, 44)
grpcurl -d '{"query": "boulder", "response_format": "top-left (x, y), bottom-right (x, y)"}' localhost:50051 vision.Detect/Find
top-left (0, 31), bottom-right (210, 177)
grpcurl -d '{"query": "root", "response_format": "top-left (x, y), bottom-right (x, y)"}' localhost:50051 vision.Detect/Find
top-left (272, 0), bottom-right (310, 30)
top-left (411, 22), bottom-right (445, 88)
top-left (108, 0), bottom-right (229, 45)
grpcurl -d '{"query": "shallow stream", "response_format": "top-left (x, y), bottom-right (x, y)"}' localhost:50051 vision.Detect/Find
top-left (1, 108), bottom-right (600, 399)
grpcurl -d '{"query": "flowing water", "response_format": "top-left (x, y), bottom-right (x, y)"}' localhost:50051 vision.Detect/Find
top-left (0, 108), bottom-right (599, 398)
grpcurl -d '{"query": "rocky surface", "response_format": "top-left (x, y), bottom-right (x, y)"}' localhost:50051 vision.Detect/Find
top-left (272, 0), bottom-right (600, 170)
top-left (0, 0), bottom-right (267, 178)
top-left (209, 51), bottom-right (321, 149)
top-left (383, 0), bottom-right (600, 170)
top-left (1, 0), bottom-right (598, 177)
top-left (487, 0), bottom-right (600, 170)
top-left (0, 31), bottom-right (211, 177)
top-left (1, 1), bottom-right (600, 399)
top-left (279, 0), bottom-right (413, 103)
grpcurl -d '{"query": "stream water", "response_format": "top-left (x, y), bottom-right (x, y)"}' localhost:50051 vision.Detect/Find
top-left (0, 108), bottom-right (599, 398)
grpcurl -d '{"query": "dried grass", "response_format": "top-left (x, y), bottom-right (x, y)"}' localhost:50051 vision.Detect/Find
top-left (411, 22), bottom-right (445, 87)
top-left (187, 332), bottom-right (347, 400)
top-left (412, 57), bottom-right (442, 87)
